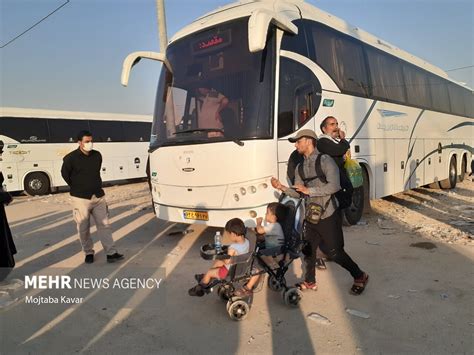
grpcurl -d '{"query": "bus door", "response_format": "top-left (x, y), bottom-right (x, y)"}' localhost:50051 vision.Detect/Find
top-left (276, 56), bottom-right (322, 182)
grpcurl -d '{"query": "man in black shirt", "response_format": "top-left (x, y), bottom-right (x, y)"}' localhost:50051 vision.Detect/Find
top-left (61, 130), bottom-right (123, 264)
top-left (317, 116), bottom-right (350, 168)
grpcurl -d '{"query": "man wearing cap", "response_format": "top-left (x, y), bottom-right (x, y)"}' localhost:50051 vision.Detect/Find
top-left (271, 129), bottom-right (369, 295)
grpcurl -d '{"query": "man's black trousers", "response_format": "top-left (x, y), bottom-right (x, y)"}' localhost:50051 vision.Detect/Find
top-left (302, 210), bottom-right (363, 283)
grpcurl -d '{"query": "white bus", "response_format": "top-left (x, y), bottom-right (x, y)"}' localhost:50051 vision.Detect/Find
top-left (122, 0), bottom-right (473, 227)
top-left (0, 107), bottom-right (151, 195)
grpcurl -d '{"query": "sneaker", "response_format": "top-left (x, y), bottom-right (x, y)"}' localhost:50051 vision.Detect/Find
top-left (233, 286), bottom-right (253, 297)
top-left (194, 274), bottom-right (204, 283)
top-left (107, 253), bottom-right (124, 263)
top-left (85, 254), bottom-right (94, 264)
top-left (188, 284), bottom-right (205, 297)
top-left (296, 281), bottom-right (318, 291)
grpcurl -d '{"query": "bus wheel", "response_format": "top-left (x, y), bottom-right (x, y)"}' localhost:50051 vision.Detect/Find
top-left (24, 172), bottom-right (50, 196)
top-left (439, 156), bottom-right (457, 189)
top-left (458, 155), bottom-right (467, 182)
top-left (343, 167), bottom-right (368, 226)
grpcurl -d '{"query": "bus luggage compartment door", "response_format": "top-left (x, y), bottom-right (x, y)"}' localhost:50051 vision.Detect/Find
top-left (112, 157), bottom-right (128, 180)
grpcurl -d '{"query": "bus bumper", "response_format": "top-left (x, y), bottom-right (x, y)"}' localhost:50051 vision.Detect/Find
top-left (153, 202), bottom-right (268, 228)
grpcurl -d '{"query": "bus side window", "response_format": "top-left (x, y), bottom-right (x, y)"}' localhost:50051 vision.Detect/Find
top-left (124, 122), bottom-right (152, 142)
top-left (278, 57), bottom-right (321, 138)
top-left (2, 117), bottom-right (49, 143)
top-left (89, 120), bottom-right (125, 142)
top-left (295, 83), bottom-right (315, 127)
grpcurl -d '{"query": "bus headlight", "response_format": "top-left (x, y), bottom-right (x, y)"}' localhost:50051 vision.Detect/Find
top-left (234, 194), bottom-right (240, 202)
top-left (249, 210), bottom-right (257, 218)
top-left (240, 187), bottom-right (247, 195)
top-left (249, 186), bottom-right (257, 194)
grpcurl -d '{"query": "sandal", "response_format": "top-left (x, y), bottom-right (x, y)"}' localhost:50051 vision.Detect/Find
top-left (316, 258), bottom-right (327, 270)
top-left (296, 281), bottom-right (318, 291)
top-left (194, 273), bottom-right (204, 283)
top-left (350, 273), bottom-right (369, 295)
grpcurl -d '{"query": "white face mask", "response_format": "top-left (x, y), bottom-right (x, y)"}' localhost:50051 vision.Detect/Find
top-left (83, 142), bottom-right (93, 152)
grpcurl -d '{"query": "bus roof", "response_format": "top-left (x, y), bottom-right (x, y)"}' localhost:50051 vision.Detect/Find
top-left (0, 107), bottom-right (152, 122)
top-left (169, 0), bottom-right (471, 90)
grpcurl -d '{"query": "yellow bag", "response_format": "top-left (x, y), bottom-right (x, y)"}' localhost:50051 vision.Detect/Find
top-left (344, 157), bottom-right (363, 188)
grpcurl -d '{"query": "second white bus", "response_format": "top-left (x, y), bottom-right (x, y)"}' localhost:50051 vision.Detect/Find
top-left (0, 107), bottom-right (152, 195)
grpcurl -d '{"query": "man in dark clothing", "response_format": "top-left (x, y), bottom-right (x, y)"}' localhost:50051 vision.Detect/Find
top-left (61, 130), bottom-right (123, 264)
top-left (317, 116), bottom-right (350, 168)
top-left (0, 140), bottom-right (17, 282)
top-left (317, 116), bottom-right (354, 211)
top-left (271, 129), bottom-right (368, 295)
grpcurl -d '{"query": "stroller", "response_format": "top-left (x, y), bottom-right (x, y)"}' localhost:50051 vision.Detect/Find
top-left (197, 196), bottom-right (305, 321)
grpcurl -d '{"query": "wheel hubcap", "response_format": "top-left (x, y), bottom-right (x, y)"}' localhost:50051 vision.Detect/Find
top-left (29, 179), bottom-right (43, 190)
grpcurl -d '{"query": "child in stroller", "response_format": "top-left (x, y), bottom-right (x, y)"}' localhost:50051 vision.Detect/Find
top-left (188, 218), bottom-right (249, 297)
top-left (233, 202), bottom-right (289, 297)
top-left (190, 200), bottom-right (305, 321)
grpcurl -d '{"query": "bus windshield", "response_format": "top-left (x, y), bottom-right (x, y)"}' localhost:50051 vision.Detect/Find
top-left (151, 18), bottom-right (275, 148)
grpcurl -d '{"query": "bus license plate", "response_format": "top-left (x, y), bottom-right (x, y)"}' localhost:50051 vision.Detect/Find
top-left (183, 210), bottom-right (209, 221)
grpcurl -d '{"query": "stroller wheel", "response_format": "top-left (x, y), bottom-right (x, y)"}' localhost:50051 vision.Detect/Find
top-left (227, 300), bottom-right (250, 321)
top-left (283, 287), bottom-right (302, 307)
top-left (217, 284), bottom-right (234, 301)
top-left (268, 275), bottom-right (285, 292)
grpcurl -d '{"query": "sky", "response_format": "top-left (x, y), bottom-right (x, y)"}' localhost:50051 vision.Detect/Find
top-left (1, 0), bottom-right (473, 116)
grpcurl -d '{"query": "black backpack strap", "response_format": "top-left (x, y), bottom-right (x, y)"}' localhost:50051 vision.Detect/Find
top-left (297, 163), bottom-right (306, 182)
top-left (315, 154), bottom-right (328, 184)
top-left (298, 154), bottom-right (329, 186)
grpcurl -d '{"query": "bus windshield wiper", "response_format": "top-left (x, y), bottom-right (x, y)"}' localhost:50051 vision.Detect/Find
top-left (174, 129), bottom-right (244, 146)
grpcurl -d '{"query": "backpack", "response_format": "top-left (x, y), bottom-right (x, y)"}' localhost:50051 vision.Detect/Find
top-left (287, 149), bottom-right (304, 185)
top-left (297, 154), bottom-right (354, 210)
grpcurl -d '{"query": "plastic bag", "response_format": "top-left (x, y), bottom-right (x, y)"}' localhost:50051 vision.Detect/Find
top-left (344, 158), bottom-right (363, 188)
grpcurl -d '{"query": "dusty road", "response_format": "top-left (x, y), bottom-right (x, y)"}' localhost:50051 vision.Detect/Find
top-left (0, 180), bottom-right (473, 354)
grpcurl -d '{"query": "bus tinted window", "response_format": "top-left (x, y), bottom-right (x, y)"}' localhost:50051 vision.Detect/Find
top-left (123, 122), bottom-right (151, 142)
top-left (48, 119), bottom-right (90, 143)
top-left (89, 120), bottom-right (124, 142)
top-left (366, 47), bottom-right (407, 104)
top-left (278, 57), bottom-right (321, 138)
top-left (0, 117), bottom-right (49, 143)
top-left (281, 20), bottom-right (309, 57)
top-left (308, 23), bottom-right (370, 97)
top-left (464, 90), bottom-right (474, 118)
top-left (402, 64), bottom-right (432, 109)
top-left (447, 83), bottom-right (466, 116)
top-left (429, 76), bottom-right (451, 113)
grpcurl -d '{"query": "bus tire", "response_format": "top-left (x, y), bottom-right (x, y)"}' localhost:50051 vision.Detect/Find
top-left (24, 172), bottom-right (50, 196)
top-left (342, 166), bottom-right (368, 226)
top-left (458, 154), bottom-right (467, 182)
top-left (439, 155), bottom-right (457, 189)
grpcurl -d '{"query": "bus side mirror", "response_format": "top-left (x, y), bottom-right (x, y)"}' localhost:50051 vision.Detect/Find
top-left (248, 5), bottom-right (299, 53)
top-left (121, 51), bottom-right (169, 86)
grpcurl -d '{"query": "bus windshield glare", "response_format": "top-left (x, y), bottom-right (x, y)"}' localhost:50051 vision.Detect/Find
top-left (151, 18), bottom-right (275, 148)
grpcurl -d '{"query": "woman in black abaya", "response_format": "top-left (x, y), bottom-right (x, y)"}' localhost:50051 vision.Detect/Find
top-left (0, 140), bottom-right (16, 282)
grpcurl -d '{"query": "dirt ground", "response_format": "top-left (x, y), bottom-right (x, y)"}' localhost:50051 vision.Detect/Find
top-left (0, 178), bottom-right (473, 354)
